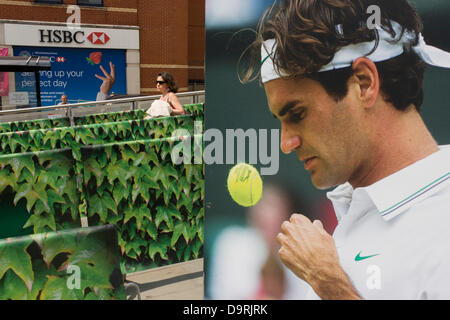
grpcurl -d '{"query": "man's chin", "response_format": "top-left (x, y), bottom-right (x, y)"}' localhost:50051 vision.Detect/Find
top-left (310, 172), bottom-right (340, 190)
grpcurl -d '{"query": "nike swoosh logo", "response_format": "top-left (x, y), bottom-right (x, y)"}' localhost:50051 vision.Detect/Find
top-left (355, 252), bottom-right (380, 262)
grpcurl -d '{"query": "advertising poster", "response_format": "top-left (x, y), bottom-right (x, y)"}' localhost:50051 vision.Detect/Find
top-left (13, 46), bottom-right (126, 106)
top-left (204, 0), bottom-right (450, 301)
top-left (0, 47), bottom-right (9, 96)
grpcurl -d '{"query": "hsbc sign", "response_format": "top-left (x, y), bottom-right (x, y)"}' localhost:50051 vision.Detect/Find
top-left (4, 23), bottom-right (139, 49)
top-left (39, 30), bottom-right (111, 45)
top-left (39, 30), bottom-right (86, 44)
top-left (87, 32), bottom-right (110, 45)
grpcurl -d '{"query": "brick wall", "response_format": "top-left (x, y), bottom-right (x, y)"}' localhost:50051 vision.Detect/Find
top-left (0, 0), bottom-right (138, 25)
top-left (0, 0), bottom-right (204, 94)
top-left (188, 0), bottom-right (205, 81)
top-left (138, 0), bottom-right (189, 93)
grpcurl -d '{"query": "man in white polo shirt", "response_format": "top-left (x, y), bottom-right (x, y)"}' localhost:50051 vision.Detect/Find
top-left (241, 0), bottom-right (450, 299)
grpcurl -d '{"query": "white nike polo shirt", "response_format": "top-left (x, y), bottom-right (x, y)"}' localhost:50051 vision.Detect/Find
top-left (308, 145), bottom-right (450, 299)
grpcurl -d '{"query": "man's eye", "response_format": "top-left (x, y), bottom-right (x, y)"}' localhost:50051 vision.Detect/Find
top-left (289, 110), bottom-right (306, 122)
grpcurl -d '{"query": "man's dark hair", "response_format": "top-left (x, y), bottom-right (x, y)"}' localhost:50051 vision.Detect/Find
top-left (158, 71), bottom-right (179, 93)
top-left (240, 0), bottom-right (426, 112)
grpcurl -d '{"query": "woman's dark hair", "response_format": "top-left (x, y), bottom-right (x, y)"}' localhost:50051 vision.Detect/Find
top-left (158, 72), bottom-right (179, 93)
top-left (240, 0), bottom-right (426, 112)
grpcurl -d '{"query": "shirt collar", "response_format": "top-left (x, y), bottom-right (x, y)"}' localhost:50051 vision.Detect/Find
top-left (328, 145), bottom-right (450, 222)
top-left (326, 182), bottom-right (354, 222)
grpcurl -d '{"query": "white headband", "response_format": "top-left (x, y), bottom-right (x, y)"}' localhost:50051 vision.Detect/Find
top-left (261, 21), bottom-right (450, 83)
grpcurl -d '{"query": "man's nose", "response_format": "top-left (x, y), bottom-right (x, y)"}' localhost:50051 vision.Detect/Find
top-left (280, 127), bottom-right (302, 154)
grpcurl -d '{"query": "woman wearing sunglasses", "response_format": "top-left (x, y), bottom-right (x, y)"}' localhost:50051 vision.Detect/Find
top-left (95, 64), bottom-right (185, 116)
top-left (155, 72), bottom-right (186, 115)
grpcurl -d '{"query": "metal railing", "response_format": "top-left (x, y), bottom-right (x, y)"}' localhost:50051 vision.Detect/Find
top-left (0, 90), bottom-right (205, 124)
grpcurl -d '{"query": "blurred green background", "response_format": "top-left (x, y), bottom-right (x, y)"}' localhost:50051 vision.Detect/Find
top-left (204, 0), bottom-right (450, 298)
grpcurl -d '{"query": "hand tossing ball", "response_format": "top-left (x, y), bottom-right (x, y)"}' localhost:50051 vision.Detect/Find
top-left (227, 163), bottom-right (263, 207)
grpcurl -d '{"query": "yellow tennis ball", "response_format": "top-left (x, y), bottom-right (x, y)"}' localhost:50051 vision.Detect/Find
top-left (227, 163), bottom-right (263, 207)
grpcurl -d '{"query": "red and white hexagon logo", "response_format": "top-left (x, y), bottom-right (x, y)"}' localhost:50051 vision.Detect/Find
top-left (87, 32), bottom-right (110, 45)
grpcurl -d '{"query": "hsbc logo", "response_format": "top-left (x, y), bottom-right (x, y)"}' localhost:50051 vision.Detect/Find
top-left (87, 32), bottom-right (110, 45)
top-left (48, 56), bottom-right (66, 63)
top-left (38, 29), bottom-right (111, 46)
top-left (40, 29), bottom-right (84, 44)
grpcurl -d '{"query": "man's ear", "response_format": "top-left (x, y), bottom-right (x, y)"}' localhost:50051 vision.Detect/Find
top-left (351, 57), bottom-right (380, 109)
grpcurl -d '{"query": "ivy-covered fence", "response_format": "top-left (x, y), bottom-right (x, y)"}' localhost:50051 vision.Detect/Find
top-left (0, 138), bottom-right (204, 273)
top-left (184, 103), bottom-right (204, 120)
top-left (0, 102), bottom-right (204, 299)
top-left (0, 225), bottom-right (126, 300)
top-left (0, 103), bottom-right (203, 134)
top-left (0, 115), bottom-right (195, 155)
top-left (0, 136), bottom-right (204, 273)
top-left (0, 109), bottom-right (145, 134)
top-left (82, 136), bottom-right (204, 273)
top-left (0, 117), bottom-right (71, 134)
top-left (0, 103), bottom-right (204, 273)
top-left (73, 109), bottom-right (147, 126)
top-left (0, 148), bottom-right (81, 235)
top-left (75, 104), bottom-right (204, 126)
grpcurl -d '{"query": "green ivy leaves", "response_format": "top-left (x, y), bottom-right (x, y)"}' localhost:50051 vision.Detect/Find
top-left (0, 118), bottom-right (70, 134)
top-left (124, 205), bottom-right (150, 231)
top-left (0, 106), bottom-right (202, 137)
top-left (0, 170), bottom-right (17, 193)
top-left (106, 160), bottom-right (129, 187)
top-left (0, 149), bottom-right (80, 234)
top-left (88, 194), bottom-right (117, 223)
top-left (0, 238), bottom-right (34, 292)
top-left (171, 221), bottom-right (190, 247)
top-left (0, 104), bottom-right (205, 275)
top-left (83, 135), bottom-right (204, 271)
top-left (0, 109), bottom-right (201, 157)
top-left (148, 235), bottom-right (171, 260)
top-left (112, 183), bottom-right (129, 206)
top-left (40, 276), bottom-right (81, 300)
top-left (0, 226), bottom-right (126, 300)
top-left (155, 205), bottom-right (181, 230)
top-left (23, 211), bottom-right (56, 234)
top-left (8, 156), bottom-right (36, 179)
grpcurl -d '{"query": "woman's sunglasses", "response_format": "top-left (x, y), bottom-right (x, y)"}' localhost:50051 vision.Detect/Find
top-left (156, 80), bottom-right (167, 85)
